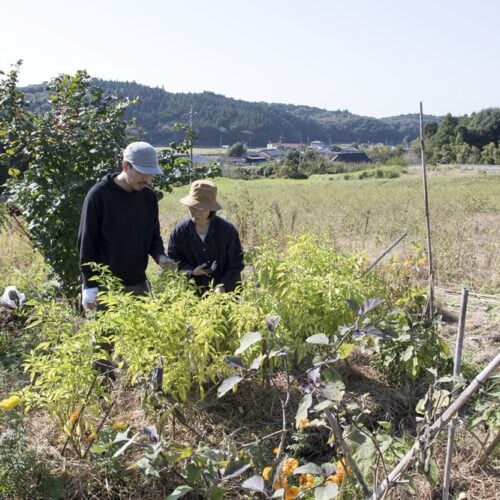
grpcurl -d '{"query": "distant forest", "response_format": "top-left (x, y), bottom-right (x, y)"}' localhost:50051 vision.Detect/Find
top-left (21, 80), bottom-right (442, 147)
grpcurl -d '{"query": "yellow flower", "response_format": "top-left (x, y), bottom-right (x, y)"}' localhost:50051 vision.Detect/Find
top-left (299, 473), bottom-right (314, 489)
top-left (0, 395), bottom-right (21, 411)
top-left (273, 447), bottom-right (280, 456)
top-left (273, 476), bottom-right (288, 490)
top-left (298, 417), bottom-right (309, 429)
top-left (284, 486), bottom-right (300, 499)
top-left (282, 457), bottom-right (300, 475)
top-left (262, 466), bottom-right (272, 481)
top-left (112, 421), bottom-right (128, 431)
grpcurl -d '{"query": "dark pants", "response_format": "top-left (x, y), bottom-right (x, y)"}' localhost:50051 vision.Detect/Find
top-left (94, 281), bottom-right (151, 380)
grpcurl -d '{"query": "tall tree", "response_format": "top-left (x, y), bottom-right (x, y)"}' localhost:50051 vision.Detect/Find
top-left (5, 69), bottom-right (133, 296)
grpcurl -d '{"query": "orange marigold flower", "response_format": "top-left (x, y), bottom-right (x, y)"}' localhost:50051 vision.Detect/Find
top-left (282, 457), bottom-right (299, 475)
top-left (325, 473), bottom-right (342, 485)
top-left (273, 476), bottom-right (288, 490)
top-left (284, 486), bottom-right (300, 499)
top-left (262, 466), bottom-right (272, 481)
top-left (299, 473), bottom-right (314, 489)
top-left (298, 417), bottom-right (310, 429)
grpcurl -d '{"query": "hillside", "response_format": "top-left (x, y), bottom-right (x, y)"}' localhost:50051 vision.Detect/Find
top-left (20, 80), bottom-right (441, 147)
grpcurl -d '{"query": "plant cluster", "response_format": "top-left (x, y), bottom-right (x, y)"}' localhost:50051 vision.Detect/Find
top-left (0, 235), bottom-right (461, 498)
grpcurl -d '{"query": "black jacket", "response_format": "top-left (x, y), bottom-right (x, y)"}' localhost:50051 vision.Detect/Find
top-left (77, 173), bottom-right (165, 288)
top-left (167, 216), bottom-right (244, 292)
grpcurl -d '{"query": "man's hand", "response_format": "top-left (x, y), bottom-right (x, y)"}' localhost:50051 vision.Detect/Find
top-left (192, 263), bottom-right (211, 276)
top-left (82, 287), bottom-right (98, 310)
top-left (158, 255), bottom-right (177, 271)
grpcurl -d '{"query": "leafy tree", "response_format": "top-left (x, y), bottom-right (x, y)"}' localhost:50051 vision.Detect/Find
top-left (5, 68), bottom-right (134, 297)
top-left (466, 108), bottom-right (500, 148)
top-left (227, 141), bottom-right (246, 157)
top-left (0, 61), bottom-right (33, 191)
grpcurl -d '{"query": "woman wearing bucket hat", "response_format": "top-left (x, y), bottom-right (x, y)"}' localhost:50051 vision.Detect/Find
top-left (167, 179), bottom-right (244, 294)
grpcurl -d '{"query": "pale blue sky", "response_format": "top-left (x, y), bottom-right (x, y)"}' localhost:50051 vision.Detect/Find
top-left (2, 0), bottom-right (499, 117)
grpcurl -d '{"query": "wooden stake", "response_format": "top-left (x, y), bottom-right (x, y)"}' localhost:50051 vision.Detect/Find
top-left (419, 102), bottom-right (434, 319)
top-left (364, 232), bottom-right (407, 274)
top-left (370, 352), bottom-right (500, 500)
top-left (442, 288), bottom-right (468, 499)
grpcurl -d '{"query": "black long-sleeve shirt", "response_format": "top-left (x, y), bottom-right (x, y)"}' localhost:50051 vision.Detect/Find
top-left (77, 173), bottom-right (165, 288)
top-left (167, 216), bottom-right (244, 292)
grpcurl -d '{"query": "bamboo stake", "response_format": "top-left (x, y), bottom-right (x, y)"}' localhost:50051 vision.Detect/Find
top-left (370, 352), bottom-right (500, 500)
top-left (419, 102), bottom-right (434, 319)
top-left (364, 232), bottom-right (407, 274)
top-left (442, 288), bottom-right (468, 500)
top-left (325, 409), bottom-right (371, 497)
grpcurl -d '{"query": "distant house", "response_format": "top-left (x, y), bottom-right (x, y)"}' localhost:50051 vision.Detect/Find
top-left (256, 148), bottom-right (284, 160)
top-left (245, 155), bottom-right (267, 164)
top-left (266, 142), bottom-right (303, 151)
top-left (310, 140), bottom-right (326, 149)
top-left (330, 151), bottom-right (371, 163)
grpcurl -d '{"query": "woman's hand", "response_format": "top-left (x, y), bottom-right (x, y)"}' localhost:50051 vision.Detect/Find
top-left (192, 263), bottom-right (211, 276)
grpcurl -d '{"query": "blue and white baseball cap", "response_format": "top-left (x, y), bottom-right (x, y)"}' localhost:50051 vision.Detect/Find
top-left (123, 141), bottom-right (162, 175)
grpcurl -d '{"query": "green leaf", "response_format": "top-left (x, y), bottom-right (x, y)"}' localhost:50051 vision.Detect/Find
top-left (314, 400), bottom-right (334, 411)
top-left (209, 485), bottom-right (224, 500)
top-left (217, 376), bottom-right (243, 398)
top-left (165, 485), bottom-right (193, 499)
top-left (222, 460), bottom-right (252, 479)
top-left (426, 458), bottom-right (439, 487)
top-left (306, 333), bottom-right (330, 345)
top-left (401, 346), bottom-right (414, 361)
top-left (320, 381), bottom-right (345, 402)
top-left (295, 393), bottom-right (313, 427)
top-left (293, 462), bottom-right (323, 475)
top-left (224, 356), bottom-right (246, 369)
top-left (241, 475), bottom-right (265, 492)
top-left (359, 297), bottom-right (383, 315)
top-left (346, 429), bottom-right (376, 477)
top-left (314, 484), bottom-right (339, 499)
top-left (337, 343), bottom-right (354, 359)
top-left (186, 463), bottom-right (202, 483)
top-left (90, 443), bottom-right (114, 454)
top-left (235, 331), bottom-right (262, 355)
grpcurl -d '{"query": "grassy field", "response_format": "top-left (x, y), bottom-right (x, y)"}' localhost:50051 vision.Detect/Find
top-left (159, 169), bottom-right (500, 293)
top-left (0, 167), bottom-right (499, 498)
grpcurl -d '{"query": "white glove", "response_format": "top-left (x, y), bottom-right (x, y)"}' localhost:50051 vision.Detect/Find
top-left (82, 287), bottom-right (98, 310)
top-left (157, 255), bottom-right (177, 271)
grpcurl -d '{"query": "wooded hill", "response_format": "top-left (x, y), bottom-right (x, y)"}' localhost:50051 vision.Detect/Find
top-left (21, 79), bottom-right (441, 147)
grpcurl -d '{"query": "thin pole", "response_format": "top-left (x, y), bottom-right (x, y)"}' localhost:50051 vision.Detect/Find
top-left (442, 288), bottom-right (468, 499)
top-left (189, 105), bottom-right (194, 174)
top-left (419, 102), bottom-right (434, 319)
top-left (370, 352), bottom-right (500, 500)
top-left (364, 232), bottom-right (407, 274)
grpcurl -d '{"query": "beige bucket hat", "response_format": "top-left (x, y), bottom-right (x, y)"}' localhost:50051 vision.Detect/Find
top-left (180, 180), bottom-right (222, 211)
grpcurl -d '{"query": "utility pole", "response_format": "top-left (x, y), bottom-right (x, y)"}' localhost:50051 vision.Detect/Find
top-left (189, 105), bottom-right (194, 173)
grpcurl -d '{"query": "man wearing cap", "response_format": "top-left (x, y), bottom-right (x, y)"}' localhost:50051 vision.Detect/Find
top-left (78, 141), bottom-right (174, 310)
top-left (168, 179), bottom-right (244, 294)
